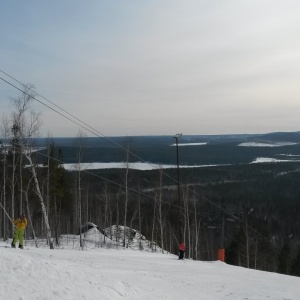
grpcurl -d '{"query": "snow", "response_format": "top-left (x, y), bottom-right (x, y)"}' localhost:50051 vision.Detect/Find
top-left (0, 145), bottom-right (45, 154)
top-left (1, 228), bottom-right (300, 300)
top-left (63, 162), bottom-right (175, 171)
top-left (251, 157), bottom-right (300, 163)
top-left (170, 142), bottom-right (208, 146)
top-left (238, 142), bottom-right (297, 147)
top-left (62, 162), bottom-right (228, 171)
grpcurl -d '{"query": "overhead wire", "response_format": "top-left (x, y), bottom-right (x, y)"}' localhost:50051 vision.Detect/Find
top-left (0, 72), bottom-right (270, 225)
top-left (0, 71), bottom-right (225, 212)
top-left (35, 149), bottom-right (255, 260)
top-left (0, 70), bottom-right (282, 259)
top-left (34, 149), bottom-right (191, 215)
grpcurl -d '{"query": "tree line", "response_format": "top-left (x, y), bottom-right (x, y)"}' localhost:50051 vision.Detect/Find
top-left (0, 86), bottom-right (300, 277)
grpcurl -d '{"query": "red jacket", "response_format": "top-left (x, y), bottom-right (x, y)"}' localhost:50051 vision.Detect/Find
top-left (179, 243), bottom-right (186, 251)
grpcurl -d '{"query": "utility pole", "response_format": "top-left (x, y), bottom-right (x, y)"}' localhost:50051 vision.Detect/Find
top-left (218, 197), bottom-right (226, 262)
top-left (173, 133), bottom-right (182, 243)
top-left (221, 197), bottom-right (225, 249)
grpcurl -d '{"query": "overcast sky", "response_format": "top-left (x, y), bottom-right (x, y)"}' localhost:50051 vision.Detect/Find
top-left (1, 0), bottom-right (300, 137)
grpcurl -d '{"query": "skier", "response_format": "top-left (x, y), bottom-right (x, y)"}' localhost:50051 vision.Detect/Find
top-left (178, 242), bottom-right (186, 260)
top-left (11, 213), bottom-right (27, 249)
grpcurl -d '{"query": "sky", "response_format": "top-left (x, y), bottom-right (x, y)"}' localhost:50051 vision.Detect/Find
top-left (1, 228), bottom-right (300, 300)
top-left (1, 0), bottom-right (300, 137)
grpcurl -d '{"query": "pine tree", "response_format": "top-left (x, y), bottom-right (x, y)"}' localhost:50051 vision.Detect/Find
top-left (291, 246), bottom-right (300, 277)
top-left (278, 239), bottom-right (292, 275)
top-left (226, 225), bottom-right (246, 266)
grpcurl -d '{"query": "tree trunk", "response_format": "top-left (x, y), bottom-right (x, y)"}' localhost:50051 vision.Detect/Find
top-left (24, 181), bottom-right (38, 248)
top-left (123, 149), bottom-right (129, 248)
top-left (25, 153), bottom-right (53, 249)
top-left (158, 169), bottom-right (164, 253)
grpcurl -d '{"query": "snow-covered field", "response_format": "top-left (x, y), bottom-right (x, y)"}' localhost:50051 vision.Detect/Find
top-left (1, 238), bottom-right (299, 300)
top-left (238, 142), bottom-right (297, 147)
top-left (251, 157), bottom-right (300, 163)
top-left (170, 142), bottom-right (208, 146)
top-left (62, 162), bottom-right (228, 171)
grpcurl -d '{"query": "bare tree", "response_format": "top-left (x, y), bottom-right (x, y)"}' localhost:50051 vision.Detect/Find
top-left (157, 168), bottom-right (165, 253)
top-left (0, 115), bottom-right (10, 240)
top-left (25, 152), bottom-right (53, 249)
top-left (73, 130), bottom-right (86, 249)
top-left (123, 144), bottom-right (130, 247)
top-left (193, 189), bottom-right (200, 260)
top-left (115, 189), bottom-right (121, 243)
top-left (151, 190), bottom-right (157, 252)
top-left (24, 177), bottom-right (38, 247)
top-left (10, 84), bottom-right (35, 215)
top-left (11, 85), bottom-right (54, 249)
top-left (137, 186), bottom-right (144, 250)
top-left (24, 110), bottom-right (54, 249)
top-left (183, 185), bottom-right (191, 258)
top-left (103, 182), bottom-right (110, 244)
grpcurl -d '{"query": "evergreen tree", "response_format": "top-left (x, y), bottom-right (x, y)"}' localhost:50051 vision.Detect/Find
top-left (278, 239), bottom-right (292, 275)
top-left (254, 219), bottom-right (275, 272)
top-left (291, 246), bottom-right (300, 277)
top-left (226, 225), bottom-right (246, 266)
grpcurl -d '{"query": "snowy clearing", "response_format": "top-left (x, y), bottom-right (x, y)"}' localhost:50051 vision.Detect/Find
top-left (62, 162), bottom-right (228, 171)
top-left (170, 143), bottom-right (208, 146)
top-left (251, 157), bottom-right (300, 164)
top-left (0, 240), bottom-right (299, 300)
top-left (238, 142), bottom-right (297, 147)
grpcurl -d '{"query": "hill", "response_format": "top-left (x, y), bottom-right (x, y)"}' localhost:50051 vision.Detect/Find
top-left (0, 236), bottom-right (299, 300)
top-left (32, 132), bottom-right (300, 165)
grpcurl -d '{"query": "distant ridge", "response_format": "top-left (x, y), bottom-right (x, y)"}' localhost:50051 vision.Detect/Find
top-left (24, 131), bottom-right (300, 165)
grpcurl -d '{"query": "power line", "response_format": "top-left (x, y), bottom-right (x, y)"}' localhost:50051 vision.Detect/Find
top-left (0, 75), bottom-right (181, 185)
top-left (34, 149), bottom-right (269, 266)
top-left (26, 147), bottom-right (205, 219)
top-left (0, 73), bottom-right (225, 211)
top-left (0, 70), bottom-right (279, 253)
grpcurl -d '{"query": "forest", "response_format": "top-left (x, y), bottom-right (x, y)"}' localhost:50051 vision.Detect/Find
top-left (1, 86), bottom-right (300, 277)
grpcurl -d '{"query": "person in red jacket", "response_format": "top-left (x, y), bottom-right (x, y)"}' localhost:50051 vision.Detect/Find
top-left (178, 242), bottom-right (186, 260)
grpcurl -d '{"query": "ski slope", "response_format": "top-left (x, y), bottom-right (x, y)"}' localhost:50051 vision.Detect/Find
top-left (0, 240), bottom-right (299, 300)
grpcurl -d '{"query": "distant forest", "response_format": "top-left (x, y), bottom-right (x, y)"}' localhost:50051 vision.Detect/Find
top-left (1, 137), bottom-right (300, 277)
top-left (1, 87), bottom-right (300, 277)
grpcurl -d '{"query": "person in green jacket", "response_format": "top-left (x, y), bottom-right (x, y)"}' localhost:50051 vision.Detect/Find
top-left (11, 213), bottom-right (27, 249)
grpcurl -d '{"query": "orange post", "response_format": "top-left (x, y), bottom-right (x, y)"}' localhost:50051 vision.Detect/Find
top-left (218, 248), bottom-right (225, 262)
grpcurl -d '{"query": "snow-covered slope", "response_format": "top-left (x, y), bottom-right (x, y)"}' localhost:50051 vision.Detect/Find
top-left (0, 238), bottom-right (299, 300)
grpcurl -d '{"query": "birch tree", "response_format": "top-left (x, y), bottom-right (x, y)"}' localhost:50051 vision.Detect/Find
top-left (0, 116), bottom-right (10, 240)
top-left (10, 84), bottom-right (34, 215)
top-left (151, 190), bottom-right (157, 252)
top-left (183, 185), bottom-right (191, 258)
top-left (11, 85), bottom-right (54, 249)
top-left (123, 144), bottom-right (130, 247)
top-left (24, 177), bottom-right (38, 247)
top-left (193, 189), bottom-right (200, 260)
top-left (157, 168), bottom-right (165, 253)
top-left (74, 130), bottom-right (86, 249)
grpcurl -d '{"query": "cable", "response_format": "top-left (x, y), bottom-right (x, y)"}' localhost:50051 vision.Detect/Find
top-left (0, 73), bottom-right (226, 212)
top-left (29, 149), bottom-right (206, 219)
top-left (0, 70), bottom-right (283, 255)
top-left (35, 145), bottom-right (281, 269)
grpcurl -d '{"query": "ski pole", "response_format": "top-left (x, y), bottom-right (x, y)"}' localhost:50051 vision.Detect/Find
top-left (168, 222), bottom-right (179, 244)
top-left (0, 202), bottom-right (17, 227)
top-left (172, 230), bottom-right (179, 244)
